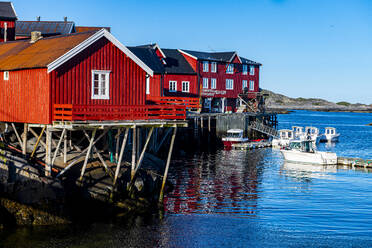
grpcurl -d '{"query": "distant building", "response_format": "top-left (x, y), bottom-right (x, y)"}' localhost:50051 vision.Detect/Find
top-left (0, 2), bottom-right (17, 42)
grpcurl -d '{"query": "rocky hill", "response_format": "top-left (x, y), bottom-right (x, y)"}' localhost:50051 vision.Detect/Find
top-left (262, 89), bottom-right (372, 112)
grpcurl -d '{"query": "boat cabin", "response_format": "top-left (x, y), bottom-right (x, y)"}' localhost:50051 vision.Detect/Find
top-left (305, 127), bottom-right (319, 135)
top-left (226, 129), bottom-right (244, 139)
top-left (325, 127), bottom-right (336, 135)
top-left (288, 140), bottom-right (315, 153)
top-left (279, 129), bottom-right (293, 140)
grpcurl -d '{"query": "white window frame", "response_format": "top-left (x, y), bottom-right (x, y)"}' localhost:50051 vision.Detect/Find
top-left (226, 64), bottom-right (234, 74)
top-left (203, 78), bottom-right (209, 89)
top-left (249, 80), bottom-right (255, 91)
top-left (211, 62), bottom-right (217, 73)
top-left (242, 80), bottom-right (247, 90)
top-left (182, 81), bottom-right (190, 93)
top-left (211, 78), bottom-right (216, 89)
top-left (249, 65), bottom-right (255, 75)
top-left (242, 65), bottom-right (248, 75)
top-left (91, 70), bottom-right (110, 100)
top-left (3, 71), bottom-right (9, 81)
top-left (169, 81), bottom-right (177, 92)
top-left (146, 76), bottom-right (150, 95)
top-left (203, 61), bottom-right (209, 72)
top-left (226, 79), bottom-right (234, 90)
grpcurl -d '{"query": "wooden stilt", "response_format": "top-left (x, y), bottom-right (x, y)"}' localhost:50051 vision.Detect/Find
top-left (201, 116), bottom-right (203, 129)
top-left (131, 127), bottom-right (137, 180)
top-left (79, 128), bottom-right (97, 182)
top-left (29, 127), bottom-right (47, 148)
top-left (132, 127), bottom-right (154, 177)
top-left (56, 129), bottom-right (110, 178)
top-left (154, 128), bottom-right (172, 153)
top-left (208, 116), bottom-right (211, 132)
top-left (159, 126), bottom-right (177, 202)
top-left (51, 128), bottom-right (66, 166)
top-left (22, 123), bottom-right (28, 155)
top-left (63, 130), bottom-right (67, 164)
top-left (30, 126), bottom-right (46, 158)
top-left (11, 123), bottom-right (23, 148)
top-left (115, 128), bottom-right (122, 162)
top-left (113, 128), bottom-right (129, 187)
top-left (45, 127), bottom-right (52, 177)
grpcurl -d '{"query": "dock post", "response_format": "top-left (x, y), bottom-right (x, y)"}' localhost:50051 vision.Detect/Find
top-left (208, 116), bottom-right (211, 132)
top-left (79, 128), bottom-right (97, 182)
top-left (113, 128), bottom-right (129, 188)
top-left (45, 126), bottom-right (52, 177)
top-left (22, 123), bottom-right (28, 155)
top-left (159, 126), bottom-right (177, 203)
top-left (131, 126), bottom-right (137, 180)
top-left (63, 130), bottom-right (67, 164)
top-left (201, 116), bottom-right (203, 129)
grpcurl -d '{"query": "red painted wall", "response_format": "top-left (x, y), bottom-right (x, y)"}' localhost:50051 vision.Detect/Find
top-left (147, 74), bottom-right (162, 98)
top-left (0, 21), bottom-right (15, 42)
top-left (198, 61), bottom-right (260, 99)
top-left (163, 74), bottom-right (198, 98)
top-left (52, 37), bottom-right (147, 106)
top-left (180, 53), bottom-right (198, 72)
top-left (0, 68), bottom-right (51, 124)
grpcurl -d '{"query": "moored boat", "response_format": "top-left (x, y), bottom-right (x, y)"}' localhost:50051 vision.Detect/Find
top-left (272, 129), bottom-right (294, 148)
top-left (222, 129), bottom-right (249, 148)
top-left (280, 140), bottom-right (337, 165)
top-left (320, 127), bottom-right (340, 142)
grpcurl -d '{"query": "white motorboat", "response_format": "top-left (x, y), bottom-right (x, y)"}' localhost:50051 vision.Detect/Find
top-left (280, 140), bottom-right (337, 165)
top-left (272, 129), bottom-right (294, 148)
top-left (292, 126), bottom-right (304, 139)
top-left (222, 129), bottom-right (249, 148)
top-left (303, 126), bottom-right (321, 144)
top-left (320, 127), bottom-right (340, 142)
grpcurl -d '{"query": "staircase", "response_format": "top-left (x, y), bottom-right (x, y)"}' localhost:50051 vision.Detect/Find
top-left (249, 121), bottom-right (279, 138)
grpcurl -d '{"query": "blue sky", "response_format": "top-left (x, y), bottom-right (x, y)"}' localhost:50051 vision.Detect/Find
top-left (12, 0), bottom-right (372, 104)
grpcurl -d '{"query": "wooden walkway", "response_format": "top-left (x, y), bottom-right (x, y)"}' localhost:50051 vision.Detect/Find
top-left (337, 157), bottom-right (372, 168)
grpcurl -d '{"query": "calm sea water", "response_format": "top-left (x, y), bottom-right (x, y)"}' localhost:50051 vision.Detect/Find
top-left (1, 110), bottom-right (372, 248)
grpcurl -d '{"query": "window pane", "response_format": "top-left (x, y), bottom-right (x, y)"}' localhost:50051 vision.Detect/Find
top-left (94, 74), bottom-right (99, 80)
top-left (94, 88), bottom-right (99, 95)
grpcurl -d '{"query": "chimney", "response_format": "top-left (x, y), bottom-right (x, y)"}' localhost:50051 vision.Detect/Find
top-left (64, 17), bottom-right (67, 22)
top-left (36, 16), bottom-right (41, 21)
top-left (30, 31), bottom-right (42, 43)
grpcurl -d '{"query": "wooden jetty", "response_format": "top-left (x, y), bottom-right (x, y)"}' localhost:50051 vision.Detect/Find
top-left (337, 157), bottom-right (372, 168)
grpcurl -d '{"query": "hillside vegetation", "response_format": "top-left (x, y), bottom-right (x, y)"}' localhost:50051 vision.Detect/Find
top-left (262, 89), bottom-right (372, 112)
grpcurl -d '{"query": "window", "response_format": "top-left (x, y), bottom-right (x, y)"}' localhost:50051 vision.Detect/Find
top-left (226, 79), bottom-right (234, 90)
top-left (211, 62), bottom-right (217, 73)
top-left (249, 80), bottom-right (255, 91)
top-left (249, 65), bottom-right (255, 75)
top-left (203, 78), bottom-right (209, 89)
top-left (146, 76), bottom-right (150, 95)
top-left (203, 61), bottom-right (209, 72)
top-left (182, 81), bottom-right (190, 92)
top-left (226, 64), bottom-right (234, 74)
top-left (211, 78), bottom-right (216, 89)
top-left (3, 71), bottom-right (9, 81)
top-left (242, 65), bottom-right (248, 75)
top-left (169, 81), bottom-right (177, 92)
top-left (91, 70), bottom-right (110, 99)
top-left (242, 80), bottom-right (247, 90)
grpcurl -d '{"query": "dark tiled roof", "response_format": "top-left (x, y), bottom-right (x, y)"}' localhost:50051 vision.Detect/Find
top-left (162, 49), bottom-right (196, 75)
top-left (127, 47), bottom-right (164, 74)
top-left (15, 21), bottom-right (75, 37)
top-left (240, 56), bottom-right (261, 66)
top-left (0, 31), bottom-right (97, 70)
top-left (76, 26), bottom-right (111, 33)
top-left (0, 2), bottom-right (16, 20)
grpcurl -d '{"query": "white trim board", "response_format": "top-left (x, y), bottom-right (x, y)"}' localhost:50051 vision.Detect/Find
top-left (178, 49), bottom-right (198, 60)
top-left (47, 29), bottom-right (154, 76)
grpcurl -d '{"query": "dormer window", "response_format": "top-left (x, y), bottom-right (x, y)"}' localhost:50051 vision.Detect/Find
top-left (3, 71), bottom-right (9, 81)
top-left (226, 64), bottom-right (234, 74)
top-left (249, 65), bottom-right (255, 75)
top-left (203, 61), bottom-right (209, 72)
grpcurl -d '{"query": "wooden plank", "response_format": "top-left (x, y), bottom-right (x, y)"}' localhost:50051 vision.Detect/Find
top-left (51, 128), bottom-right (66, 166)
top-left (30, 126), bottom-right (46, 158)
top-left (79, 128), bottom-right (97, 182)
top-left (11, 123), bottom-right (23, 148)
top-left (29, 127), bottom-right (47, 148)
top-left (113, 128), bottom-right (129, 187)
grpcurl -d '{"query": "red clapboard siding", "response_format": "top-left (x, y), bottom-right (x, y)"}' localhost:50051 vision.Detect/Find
top-left (147, 74), bottom-right (162, 98)
top-left (52, 37), bottom-right (147, 107)
top-left (163, 74), bottom-right (199, 98)
top-left (0, 68), bottom-right (51, 124)
top-left (180, 53), bottom-right (198, 72)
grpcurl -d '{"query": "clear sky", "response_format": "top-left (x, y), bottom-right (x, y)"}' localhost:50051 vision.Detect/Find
top-left (12, 0), bottom-right (372, 104)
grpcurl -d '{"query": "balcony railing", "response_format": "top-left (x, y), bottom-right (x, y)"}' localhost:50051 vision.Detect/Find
top-left (146, 96), bottom-right (201, 111)
top-left (53, 104), bottom-right (186, 122)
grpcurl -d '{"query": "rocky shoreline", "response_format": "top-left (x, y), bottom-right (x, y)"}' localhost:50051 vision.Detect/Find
top-left (263, 89), bottom-right (372, 113)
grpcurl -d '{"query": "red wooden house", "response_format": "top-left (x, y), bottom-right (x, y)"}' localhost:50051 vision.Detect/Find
top-left (0, 29), bottom-right (186, 125)
top-left (179, 49), bottom-right (261, 112)
top-left (0, 2), bottom-right (17, 42)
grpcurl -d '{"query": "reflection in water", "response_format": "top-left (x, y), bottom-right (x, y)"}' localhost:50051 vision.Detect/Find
top-left (281, 161), bottom-right (337, 181)
top-left (165, 150), bottom-right (267, 217)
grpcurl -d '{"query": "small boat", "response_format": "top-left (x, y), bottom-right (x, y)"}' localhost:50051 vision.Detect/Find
top-left (272, 129), bottom-right (294, 148)
top-left (303, 126), bottom-right (321, 144)
top-left (320, 127), bottom-right (340, 142)
top-left (292, 126), bottom-right (304, 139)
top-left (280, 140), bottom-right (337, 165)
top-left (222, 129), bottom-right (249, 148)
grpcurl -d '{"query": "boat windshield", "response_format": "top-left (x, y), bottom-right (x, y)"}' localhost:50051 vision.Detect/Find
top-left (289, 141), bottom-right (314, 152)
top-left (227, 132), bottom-right (242, 138)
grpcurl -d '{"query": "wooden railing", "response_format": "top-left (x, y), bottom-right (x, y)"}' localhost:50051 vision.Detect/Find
top-left (147, 96), bottom-right (201, 111)
top-left (53, 104), bottom-right (186, 122)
